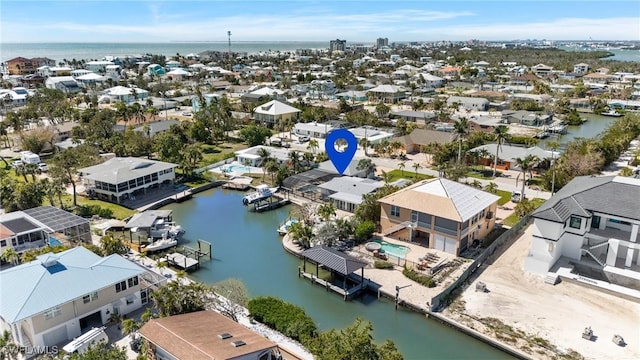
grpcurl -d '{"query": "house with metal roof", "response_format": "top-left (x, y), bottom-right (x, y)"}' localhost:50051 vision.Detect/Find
top-left (0, 206), bottom-right (91, 257)
top-left (79, 157), bottom-right (177, 204)
top-left (446, 96), bottom-right (489, 111)
top-left (293, 122), bottom-right (335, 139)
top-left (378, 178), bottom-right (499, 255)
top-left (525, 176), bottom-right (640, 286)
top-left (139, 310), bottom-right (285, 360)
top-left (0, 247), bottom-right (147, 349)
top-left (366, 85), bottom-right (407, 104)
top-left (317, 177), bottom-right (384, 212)
top-left (253, 100), bottom-right (301, 126)
top-left (469, 143), bottom-right (558, 171)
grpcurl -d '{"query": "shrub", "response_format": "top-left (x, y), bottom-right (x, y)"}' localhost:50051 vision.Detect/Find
top-left (402, 267), bottom-right (436, 288)
top-left (247, 296), bottom-right (317, 342)
top-left (374, 260), bottom-right (394, 269)
top-left (354, 220), bottom-right (376, 243)
top-left (75, 205), bottom-right (114, 218)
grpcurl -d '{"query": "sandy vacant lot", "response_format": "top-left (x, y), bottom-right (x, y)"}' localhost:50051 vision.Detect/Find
top-left (453, 225), bottom-right (640, 360)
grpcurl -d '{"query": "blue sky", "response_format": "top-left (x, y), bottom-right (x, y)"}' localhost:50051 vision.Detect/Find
top-left (1, 1), bottom-right (638, 42)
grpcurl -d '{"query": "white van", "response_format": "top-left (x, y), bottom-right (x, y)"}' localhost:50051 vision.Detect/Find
top-left (20, 151), bottom-right (41, 165)
top-left (62, 327), bottom-right (108, 355)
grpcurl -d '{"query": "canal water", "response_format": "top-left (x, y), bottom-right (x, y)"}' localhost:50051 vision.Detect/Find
top-left (163, 189), bottom-right (511, 359)
top-left (538, 113), bottom-right (619, 150)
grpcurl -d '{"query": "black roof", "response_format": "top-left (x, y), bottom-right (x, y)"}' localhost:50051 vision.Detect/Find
top-left (1, 218), bottom-right (40, 234)
top-left (23, 206), bottom-right (89, 232)
top-left (533, 176), bottom-right (640, 222)
top-left (282, 169), bottom-right (336, 190)
top-left (302, 245), bottom-right (368, 275)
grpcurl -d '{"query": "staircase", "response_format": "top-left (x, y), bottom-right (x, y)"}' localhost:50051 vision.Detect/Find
top-left (588, 239), bottom-right (610, 250)
top-left (381, 221), bottom-right (412, 236)
top-left (582, 248), bottom-right (606, 267)
top-left (544, 272), bottom-right (559, 285)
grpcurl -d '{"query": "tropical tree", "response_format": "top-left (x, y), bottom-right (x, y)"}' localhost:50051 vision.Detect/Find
top-left (257, 147), bottom-right (270, 180)
top-left (483, 182), bottom-right (498, 194)
top-left (288, 222), bottom-right (314, 248)
top-left (398, 162), bottom-right (405, 176)
top-left (358, 137), bottom-right (369, 156)
top-left (155, 260), bottom-right (167, 275)
top-left (100, 234), bottom-right (128, 256)
top-left (211, 278), bottom-right (248, 322)
top-left (453, 117), bottom-right (469, 163)
top-left (307, 139), bottom-right (319, 154)
top-left (356, 158), bottom-right (376, 178)
top-left (288, 151), bottom-right (302, 173)
top-left (0, 248), bottom-right (19, 266)
top-left (49, 144), bottom-right (99, 206)
top-left (317, 202), bottom-right (336, 222)
top-left (546, 140), bottom-right (560, 194)
top-left (265, 158), bottom-right (279, 184)
top-left (514, 154), bottom-right (540, 200)
top-left (492, 125), bottom-right (510, 177)
top-left (412, 162), bottom-right (422, 177)
top-left (120, 318), bottom-right (140, 339)
top-left (0, 330), bottom-right (24, 360)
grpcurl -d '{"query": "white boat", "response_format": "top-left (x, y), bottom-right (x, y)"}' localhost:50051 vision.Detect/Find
top-left (144, 237), bottom-right (178, 252)
top-left (277, 219), bottom-right (299, 235)
top-left (601, 110), bottom-right (623, 117)
top-left (243, 185), bottom-right (279, 205)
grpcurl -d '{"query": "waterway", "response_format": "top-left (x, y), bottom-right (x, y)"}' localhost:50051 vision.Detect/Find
top-left (163, 188), bottom-right (511, 359)
top-left (538, 113), bottom-right (620, 150)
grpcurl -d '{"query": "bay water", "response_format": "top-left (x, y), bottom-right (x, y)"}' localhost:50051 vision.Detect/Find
top-left (162, 188), bottom-right (511, 359)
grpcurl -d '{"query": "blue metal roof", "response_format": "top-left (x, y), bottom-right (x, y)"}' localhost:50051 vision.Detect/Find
top-left (0, 247), bottom-right (145, 323)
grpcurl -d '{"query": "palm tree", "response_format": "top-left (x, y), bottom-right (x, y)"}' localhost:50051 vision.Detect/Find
top-left (356, 159), bottom-right (376, 178)
top-left (156, 260), bottom-right (167, 275)
top-left (307, 139), bottom-right (319, 154)
top-left (514, 154), bottom-right (540, 200)
top-left (546, 140), bottom-right (560, 194)
top-left (120, 318), bottom-right (140, 339)
top-left (358, 137), bottom-right (369, 156)
top-left (288, 151), bottom-right (301, 173)
top-left (483, 182), bottom-right (498, 194)
top-left (0, 330), bottom-right (23, 359)
top-left (492, 125), bottom-right (510, 177)
top-left (412, 162), bottom-right (422, 177)
top-left (317, 202), bottom-right (336, 222)
top-left (453, 117), bottom-right (469, 163)
top-left (398, 162), bottom-right (406, 176)
top-left (265, 158), bottom-right (279, 184)
top-left (257, 147), bottom-right (270, 181)
top-left (1, 248), bottom-right (19, 265)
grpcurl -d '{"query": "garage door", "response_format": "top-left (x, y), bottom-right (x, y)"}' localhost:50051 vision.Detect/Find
top-left (444, 237), bottom-right (457, 255)
top-left (43, 326), bottom-right (68, 346)
top-left (434, 235), bottom-right (445, 252)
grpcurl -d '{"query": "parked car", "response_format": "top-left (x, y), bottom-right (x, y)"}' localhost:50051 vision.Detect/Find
top-left (38, 163), bottom-right (48, 172)
top-left (11, 160), bottom-right (23, 167)
top-left (182, 112), bottom-right (192, 116)
top-left (298, 135), bottom-right (310, 143)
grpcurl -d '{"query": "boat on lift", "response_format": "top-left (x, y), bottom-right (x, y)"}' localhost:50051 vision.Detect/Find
top-left (243, 185), bottom-right (279, 205)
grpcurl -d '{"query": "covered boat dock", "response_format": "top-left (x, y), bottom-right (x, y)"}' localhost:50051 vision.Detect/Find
top-left (299, 245), bottom-right (369, 300)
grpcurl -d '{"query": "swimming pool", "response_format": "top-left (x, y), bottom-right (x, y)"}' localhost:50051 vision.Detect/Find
top-left (224, 164), bottom-right (252, 173)
top-left (48, 237), bottom-right (63, 247)
top-left (373, 238), bottom-right (409, 259)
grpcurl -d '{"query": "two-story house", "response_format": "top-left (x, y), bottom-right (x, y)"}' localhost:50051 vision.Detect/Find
top-left (525, 176), bottom-right (640, 289)
top-left (0, 247), bottom-right (147, 349)
top-left (378, 178), bottom-right (500, 255)
top-left (252, 100), bottom-right (301, 127)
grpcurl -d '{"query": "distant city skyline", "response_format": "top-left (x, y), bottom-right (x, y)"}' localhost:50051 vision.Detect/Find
top-left (1, 1), bottom-right (639, 43)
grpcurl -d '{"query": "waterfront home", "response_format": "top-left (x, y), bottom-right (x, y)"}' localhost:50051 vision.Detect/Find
top-left (447, 96), bottom-right (490, 111)
top-left (0, 206), bottom-right (91, 257)
top-left (378, 178), bottom-right (499, 255)
top-left (235, 145), bottom-right (292, 167)
top-left (0, 247), bottom-right (146, 349)
top-left (469, 143), bottom-right (557, 171)
top-left (502, 110), bottom-right (552, 127)
top-left (318, 177), bottom-right (384, 213)
top-left (78, 157), bottom-right (177, 204)
top-left (147, 64), bottom-right (166, 76)
top-left (253, 100), bottom-right (301, 127)
top-left (5, 57), bottom-right (54, 75)
top-left (75, 72), bottom-right (106, 88)
top-left (84, 60), bottom-right (114, 74)
top-left (366, 85), bottom-right (407, 104)
top-left (524, 176), bottom-right (640, 289)
top-left (393, 128), bottom-right (453, 154)
top-left (37, 66), bottom-right (72, 77)
top-left (468, 115), bottom-right (504, 133)
top-left (139, 310), bottom-right (285, 360)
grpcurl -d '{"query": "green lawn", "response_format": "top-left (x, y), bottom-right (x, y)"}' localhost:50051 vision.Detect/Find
top-left (384, 169), bottom-right (434, 183)
top-left (495, 190), bottom-right (512, 206)
top-left (502, 198), bottom-right (546, 227)
top-left (60, 195), bottom-right (136, 220)
top-left (199, 142), bottom-right (247, 167)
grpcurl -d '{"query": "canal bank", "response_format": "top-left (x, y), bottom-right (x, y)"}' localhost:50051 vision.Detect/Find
top-left (162, 188), bottom-right (512, 359)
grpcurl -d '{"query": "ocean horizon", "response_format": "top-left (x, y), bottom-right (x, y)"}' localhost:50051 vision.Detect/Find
top-left (1, 41), bottom-right (638, 64)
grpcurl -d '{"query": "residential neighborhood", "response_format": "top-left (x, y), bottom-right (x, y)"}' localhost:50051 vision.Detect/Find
top-left (1, 13), bottom-right (640, 360)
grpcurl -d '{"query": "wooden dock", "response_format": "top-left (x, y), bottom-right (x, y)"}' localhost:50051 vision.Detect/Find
top-left (165, 253), bottom-right (199, 271)
top-left (254, 198), bottom-right (290, 212)
top-left (174, 189), bottom-right (192, 202)
top-left (300, 271), bottom-right (366, 300)
top-left (223, 182), bottom-right (250, 190)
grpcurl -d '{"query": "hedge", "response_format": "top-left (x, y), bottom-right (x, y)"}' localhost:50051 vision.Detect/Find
top-left (247, 296), bottom-right (317, 342)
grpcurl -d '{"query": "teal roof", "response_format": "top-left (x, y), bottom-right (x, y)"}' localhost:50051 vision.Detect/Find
top-left (0, 247), bottom-right (144, 323)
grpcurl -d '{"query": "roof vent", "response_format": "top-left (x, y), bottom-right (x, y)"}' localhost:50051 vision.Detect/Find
top-left (231, 340), bottom-right (246, 347)
top-left (218, 333), bottom-right (233, 340)
top-left (42, 258), bottom-right (58, 267)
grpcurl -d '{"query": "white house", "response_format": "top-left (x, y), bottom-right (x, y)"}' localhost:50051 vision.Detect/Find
top-left (293, 122), bottom-right (334, 138)
top-left (447, 96), bottom-right (489, 111)
top-left (85, 61), bottom-right (114, 74)
top-left (573, 63), bottom-right (590, 74)
top-left (234, 145), bottom-right (292, 167)
top-left (317, 177), bottom-right (384, 212)
top-left (78, 157), bottom-right (177, 204)
top-left (0, 247), bottom-right (147, 350)
top-left (253, 100), bottom-right (301, 126)
top-left (525, 176), bottom-right (640, 288)
top-left (103, 86), bottom-right (149, 103)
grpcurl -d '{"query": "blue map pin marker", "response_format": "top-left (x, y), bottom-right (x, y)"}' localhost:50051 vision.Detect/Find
top-left (325, 128), bottom-right (357, 175)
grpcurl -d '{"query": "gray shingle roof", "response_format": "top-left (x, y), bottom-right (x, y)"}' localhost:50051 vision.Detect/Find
top-left (79, 157), bottom-right (177, 185)
top-left (302, 245), bottom-right (367, 275)
top-left (533, 176), bottom-right (640, 222)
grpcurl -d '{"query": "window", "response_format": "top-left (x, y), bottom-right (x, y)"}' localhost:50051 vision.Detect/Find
top-left (115, 281), bottom-right (127, 293)
top-left (0, 240), bottom-right (5, 247)
top-left (82, 292), bottom-right (98, 304)
top-left (569, 216), bottom-right (582, 229)
top-left (391, 206), bottom-right (400, 217)
top-left (128, 276), bottom-right (139, 288)
top-left (126, 297), bottom-right (135, 305)
top-left (411, 211), bottom-right (418, 223)
top-left (44, 306), bottom-right (62, 320)
top-left (480, 209), bottom-right (486, 219)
